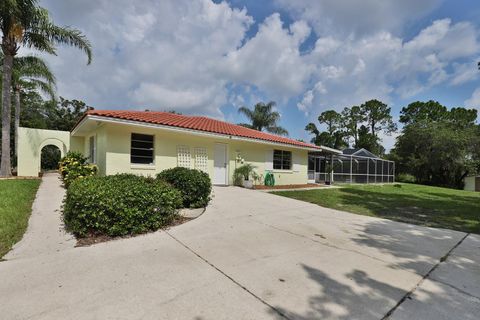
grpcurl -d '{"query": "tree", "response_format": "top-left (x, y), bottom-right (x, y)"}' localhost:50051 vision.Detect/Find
top-left (305, 123), bottom-right (335, 147)
top-left (0, 0), bottom-right (92, 176)
top-left (18, 89), bottom-right (48, 129)
top-left (9, 54), bottom-right (56, 158)
top-left (393, 122), bottom-right (477, 188)
top-left (399, 100), bottom-right (448, 125)
top-left (341, 105), bottom-right (365, 147)
top-left (43, 97), bottom-right (92, 131)
top-left (238, 101), bottom-right (288, 136)
top-left (318, 110), bottom-right (343, 135)
top-left (392, 102), bottom-right (480, 188)
top-left (448, 107), bottom-right (477, 129)
top-left (361, 99), bottom-right (396, 138)
top-left (305, 110), bottom-right (347, 149)
top-left (356, 125), bottom-right (385, 155)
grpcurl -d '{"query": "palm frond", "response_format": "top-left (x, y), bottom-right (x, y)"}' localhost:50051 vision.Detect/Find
top-left (14, 55), bottom-right (56, 83)
top-left (22, 6), bottom-right (92, 64)
top-left (237, 123), bottom-right (255, 129)
top-left (305, 122), bottom-right (319, 135)
top-left (43, 25), bottom-right (92, 64)
top-left (23, 78), bottom-right (55, 98)
top-left (238, 106), bottom-right (255, 121)
top-left (22, 31), bottom-right (56, 54)
top-left (266, 126), bottom-right (289, 136)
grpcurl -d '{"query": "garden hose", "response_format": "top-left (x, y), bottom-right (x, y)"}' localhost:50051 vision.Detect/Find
top-left (264, 171), bottom-right (275, 186)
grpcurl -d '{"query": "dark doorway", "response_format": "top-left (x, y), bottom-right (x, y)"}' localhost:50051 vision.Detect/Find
top-left (41, 145), bottom-right (61, 171)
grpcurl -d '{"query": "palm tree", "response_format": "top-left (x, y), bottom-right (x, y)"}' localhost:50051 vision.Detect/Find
top-left (0, 0), bottom-right (92, 177)
top-left (238, 101), bottom-right (289, 136)
top-left (11, 54), bottom-right (56, 159)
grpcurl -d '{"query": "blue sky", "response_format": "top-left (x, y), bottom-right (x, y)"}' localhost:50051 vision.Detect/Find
top-left (38, 0), bottom-right (480, 150)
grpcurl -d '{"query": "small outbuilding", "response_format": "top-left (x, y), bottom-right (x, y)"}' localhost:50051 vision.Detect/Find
top-left (464, 175), bottom-right (480, 192)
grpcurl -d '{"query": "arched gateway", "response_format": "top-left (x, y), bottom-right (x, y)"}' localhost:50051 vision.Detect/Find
top-left (17, 127), bottom-right (71, 177)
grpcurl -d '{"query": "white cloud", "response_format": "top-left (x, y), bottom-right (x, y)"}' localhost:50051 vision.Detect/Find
top-left (450, 61), bottom-right (479, 85)
top-left (30, 0), bottom-right (480, 128)
top-left (403, 19), bottom-right (479, 60)
top-left (299, 19), bottom-right (480, 116)
top-left (37, 0), bottom-right (253, 116)
top-left (297, 82), bottom-right (326, 115)
top-left (275, 0), bottom-right (443, 37)
top-left (378, 130), bottom-right (400, 153)
top-left (465, 88), bottom-right (480, 111)
top-left (221, 13), bottom-right (313, 99)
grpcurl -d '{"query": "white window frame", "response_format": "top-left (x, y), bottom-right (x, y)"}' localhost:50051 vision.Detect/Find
top-left (130, 133), bottom-right (155, 165)
top-left (273, 149), bottom-right (292, 170)
top-left (89, 135), bottom-right (96, 164)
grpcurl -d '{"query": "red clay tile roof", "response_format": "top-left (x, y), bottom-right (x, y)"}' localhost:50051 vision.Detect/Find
top-left (82, 110), bottom-right (320, 149)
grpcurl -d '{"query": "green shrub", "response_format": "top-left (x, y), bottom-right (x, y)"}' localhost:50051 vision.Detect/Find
top-left (396, 173), bottom-right (416, 183)
top-left (233, 164), bottom-right (259, 186)
top-left (157, 167), bottom-right (211, 208)
top-left (63, 174), bottom-right (182, 237)
top-left (59, 151), bottom-right (97, 188)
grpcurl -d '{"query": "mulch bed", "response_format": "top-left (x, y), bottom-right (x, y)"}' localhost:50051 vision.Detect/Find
top-left (254, 183), bottom-right (325, 190)
top-left (75, 215), bottom-right (193, 247)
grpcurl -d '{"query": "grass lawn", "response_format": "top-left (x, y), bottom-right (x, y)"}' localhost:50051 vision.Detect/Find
top-left (0, 179), bottom-right (41, 258)
top-left (272, 183), bottom-right (480, 234)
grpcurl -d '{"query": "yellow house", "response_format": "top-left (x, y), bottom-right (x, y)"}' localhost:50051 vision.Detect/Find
top-left (18, 110), bottom-right (340, 185)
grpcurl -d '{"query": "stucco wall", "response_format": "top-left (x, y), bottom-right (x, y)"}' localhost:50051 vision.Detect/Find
top-left (17, 127), bottom-right (70, 177)
top-left (86, 122), bottom-right (308, 185)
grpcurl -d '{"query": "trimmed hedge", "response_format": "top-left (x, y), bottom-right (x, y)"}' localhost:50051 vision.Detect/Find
top-left (63, 174), bottom-right (182, 237)
top-left (157, 167), bottom-right (211, 208)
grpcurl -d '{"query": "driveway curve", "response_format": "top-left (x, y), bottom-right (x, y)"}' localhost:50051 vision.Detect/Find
top-left (0, 177), bottom-right (478, 319)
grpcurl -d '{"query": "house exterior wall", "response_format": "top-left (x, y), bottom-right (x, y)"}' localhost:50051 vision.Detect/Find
top-left (17, 127), bottom-right (70, 177)
top-left (70, 136), bottom-right (84, 153)
top-left (83, 122), bottom-right (308, 185)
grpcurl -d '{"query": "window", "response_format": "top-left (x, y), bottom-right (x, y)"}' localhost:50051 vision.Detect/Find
top-left (308, 155), bottom-right (314, 171)
top-left (131, 133), bottom-right (154, 164)
top-left (177, 145), bottom-right (191, 168)
top-left (273, 150), bottom-right (292, 170)
top-left (89, 136), bottom-right (96, 163)
top-left (194, 147), bottom-right (208, 172)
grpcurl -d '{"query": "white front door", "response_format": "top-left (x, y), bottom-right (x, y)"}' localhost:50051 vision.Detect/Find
top-left (214, 143), bottom-right (227, 185)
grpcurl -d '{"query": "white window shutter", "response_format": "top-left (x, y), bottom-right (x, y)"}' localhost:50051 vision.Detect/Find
top-left (265, 150), bottom-right (273, 170)
top-left (177, 145), bottom-right (191, 168)
top-left (194, 147), bottom-right (208, 172)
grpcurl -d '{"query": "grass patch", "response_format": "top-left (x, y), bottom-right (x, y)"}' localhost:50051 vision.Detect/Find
top-left (272, 183), bottom-right (480, 234)
top-left (0, 179), bottom-right (41, 258)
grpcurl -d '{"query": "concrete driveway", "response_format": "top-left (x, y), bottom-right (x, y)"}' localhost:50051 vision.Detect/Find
top-left (1, 175), bottom-right (479, 319)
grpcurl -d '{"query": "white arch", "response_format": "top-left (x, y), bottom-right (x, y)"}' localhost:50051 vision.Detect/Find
top-left (39, 138), bottom-right (67, 157)
top-left (37, 138), bottom-right (68, 173)
top-left (17, 127), bottom-right (71, 177)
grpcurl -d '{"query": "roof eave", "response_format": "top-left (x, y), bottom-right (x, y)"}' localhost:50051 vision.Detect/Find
top-left (76, 114), bottom-right (325, 151)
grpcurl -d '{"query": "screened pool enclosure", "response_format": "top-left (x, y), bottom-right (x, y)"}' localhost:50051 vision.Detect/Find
top-left (308, 151), bottom-right (395, 184)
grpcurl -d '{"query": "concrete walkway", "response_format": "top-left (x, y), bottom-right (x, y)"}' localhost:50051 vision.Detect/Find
top-left (0, 179), bottom-right (478, 319)
top-left (4, 173), bottom-right (74, 260)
